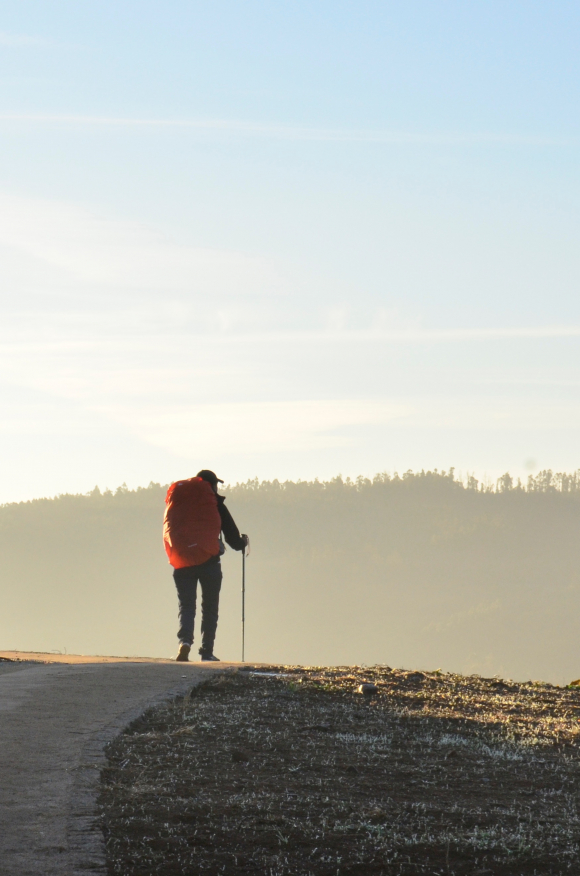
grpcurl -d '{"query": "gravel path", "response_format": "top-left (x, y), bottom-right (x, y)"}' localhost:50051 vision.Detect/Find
top-left (0, 657), bottom-right (218, 876)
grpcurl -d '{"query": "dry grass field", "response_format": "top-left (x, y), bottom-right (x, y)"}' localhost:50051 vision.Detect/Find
top-left (99, 666), bottom-right (580, 875)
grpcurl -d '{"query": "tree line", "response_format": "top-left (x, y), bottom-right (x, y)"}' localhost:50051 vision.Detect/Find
top-left (1, 469), bottom-right (579, 684)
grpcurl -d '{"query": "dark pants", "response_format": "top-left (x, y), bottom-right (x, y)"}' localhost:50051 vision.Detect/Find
top-left (173, 560), bottom-right (222, 654)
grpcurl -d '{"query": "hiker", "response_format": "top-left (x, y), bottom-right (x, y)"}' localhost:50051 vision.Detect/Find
top-left (163, 469), bottom-right (248, 662)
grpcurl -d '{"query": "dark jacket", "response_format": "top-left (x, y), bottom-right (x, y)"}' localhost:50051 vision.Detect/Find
top-left (217, 495), bottom-right (245, 552)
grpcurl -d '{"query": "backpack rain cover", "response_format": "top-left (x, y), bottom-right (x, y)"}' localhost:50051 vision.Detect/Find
top-left (163, 477), bottom-right (221, 568)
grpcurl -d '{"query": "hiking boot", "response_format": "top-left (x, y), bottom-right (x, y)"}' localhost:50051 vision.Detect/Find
top-left (199, 652), bottom-right (220, 662)
top-left (176, 643), bottom-right (191, 662)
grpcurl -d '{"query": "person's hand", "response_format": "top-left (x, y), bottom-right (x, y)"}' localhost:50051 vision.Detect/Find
top-left (241, 533), bottom-right (249, 548)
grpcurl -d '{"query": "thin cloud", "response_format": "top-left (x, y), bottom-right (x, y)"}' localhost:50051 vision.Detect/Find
top-left (0, 32), bottom-right (47, 47)
top-left (334, 325), bottom-right (580, 341)
top-left (0, 113), bottom-right (572, 146)
top-left (94, 399), bottom-right (411, 456)
top-left (1, 325), bottom-right (578, 356)
top-left (164, 326), bottom-right (580, 344)
top-left (0, 191), bottom-right (281, 298)
top-left (90, 395), bottom-right (580, 461)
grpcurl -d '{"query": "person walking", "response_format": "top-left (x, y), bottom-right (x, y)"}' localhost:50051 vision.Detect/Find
top-left (163, 469), bottom-right (248, 662)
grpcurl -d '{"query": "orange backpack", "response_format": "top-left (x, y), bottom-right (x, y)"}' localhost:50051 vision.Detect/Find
top-left (163, 477), bottom-right (222, 568)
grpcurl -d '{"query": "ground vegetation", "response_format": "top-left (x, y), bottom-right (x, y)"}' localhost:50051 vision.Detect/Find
top-left (99, 665), bottom-right (580, 875)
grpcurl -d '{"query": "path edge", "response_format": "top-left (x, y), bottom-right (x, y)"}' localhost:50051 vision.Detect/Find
top-left (66, 670), bottom-right (224, 875)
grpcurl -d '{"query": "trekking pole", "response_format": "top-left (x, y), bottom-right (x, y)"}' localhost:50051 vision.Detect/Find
top-left (241, 535), bottom-right (249, 662)
top-left (241, 548), bottom-right (245, 663)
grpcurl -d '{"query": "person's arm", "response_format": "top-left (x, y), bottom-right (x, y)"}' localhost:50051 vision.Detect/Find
top-left (218, 501), bottom-right (247, 551)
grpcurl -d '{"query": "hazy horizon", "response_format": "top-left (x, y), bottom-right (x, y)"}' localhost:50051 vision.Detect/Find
top-left (2, 470), bottom-right (579, 686)
top-left (2, 463), bottom-right (576, 506)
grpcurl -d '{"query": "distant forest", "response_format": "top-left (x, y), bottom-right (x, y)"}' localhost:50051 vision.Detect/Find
top-left (1, 469), bottom-right (579, 684)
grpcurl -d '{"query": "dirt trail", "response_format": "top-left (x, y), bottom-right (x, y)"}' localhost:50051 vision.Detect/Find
top-left (0, 653), bottom-right (228, 876)
top-left (0, 650), bottom-right (183, 664)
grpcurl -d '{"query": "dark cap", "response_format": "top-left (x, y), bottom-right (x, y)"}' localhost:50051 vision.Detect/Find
top-left (196, 469), bottom-right (224, 485)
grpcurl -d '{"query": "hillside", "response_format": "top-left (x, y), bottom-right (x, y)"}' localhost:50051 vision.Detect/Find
top-left (1, 470), bottom-right (579, 683)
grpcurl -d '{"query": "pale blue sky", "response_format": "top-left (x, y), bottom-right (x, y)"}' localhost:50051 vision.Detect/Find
top-left (1, 1), bottom-right (579, 500)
